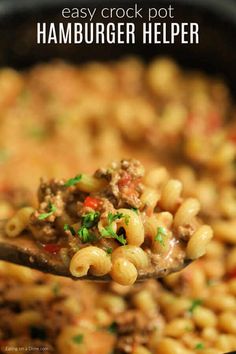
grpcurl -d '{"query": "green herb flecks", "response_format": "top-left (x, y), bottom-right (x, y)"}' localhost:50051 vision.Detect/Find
top-left (27, 126), bottom-right (47, 140)
top-left (188, 299), bottom-right (203, 314)
top-left (100, 225), bottom-right (126, 246)
top-left (64, 174), bottom-right (82, 187)
top-left (38, 202), bottom-right (57, 220)
top-left (77, 211), bottom-right (100, 243)
top-left (72, 334), bottom-right (84, 344)
top-left (184, 325), bottom-right (192, 332)
top-left (195, 342), bottom-right (204, 350)
top-left (105, 247), bottom-right (113, 254)
top-left (52, 283), bottom-right (60, 296)
top-left (108, 212), bottom-right (130, 226)
top-left (0, 148), bottom-right (10, 163)
top-left (64, 224), bottom-right (76, 236)
top-left (206, 279), bottom-right (217, 287)
top-left (100, 212), bottom-right (130, 245)
top-left (107, 322), bottom-right (118, 334)
top-left (131, 207), bottom-right (139, 214)
top-left (83, 211), bottom-right (100, 228)
top-left (78, 226), bottom-right (97, 243)
top-left (20, 89), bottom-right (30, 102)
top-left (154, 226), bottom-right (167, 246)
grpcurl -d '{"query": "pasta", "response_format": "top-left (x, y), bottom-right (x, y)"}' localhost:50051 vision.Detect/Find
top-left (0, 56), bottom-right (235, 353)
top-left (186, 225), bottom-right (213, 260)
top-left (160, 179), bottom-right (183, 212)
top-left (114, 208), bottom-right (145, 246)
top-left (110, 246), bottom-right (149, 285)
top-left (110, 258), bottom-right (138, 286)
top-left (4, 206), bottom-right (34, 237)
top-left (173, 198), bottom-right (200, 228)
top-left (70, 246), bottom-right (112, 277)
top-left (140, 187), bottom-right (160, 213)
top-left (5, 159), bottom-right (211, 285)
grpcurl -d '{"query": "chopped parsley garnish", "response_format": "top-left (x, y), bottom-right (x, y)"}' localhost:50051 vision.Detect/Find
top-left (38, 202), bottom-right (57, 220)
top-left (64, 224), bottom-right (76, 236)
top-left (101, 225), bottom-right (127, 245)
top-left (114, 234), bottom-right (126, 245)
top-left (106, 247), bottom-right (113, 254)
top-left (28, 126), bottom-right (46, 140)
top-left (100, 212), bottom-right (130, 245)
top-left (206, 279), bottom-right (216, 287)
top-left (100, 226), bottom-right (115, 238)
top-left (52, 283), bottom-right (60, 296)
top-left (185, 325), bottom-right (192, 332)
top-left (107, 212), bottom-right (129, 225)
top-left (72, 334), bottom-right (84, 344)
top-left (195, 343), bottom-right (204, 350)
top-left (188, 299), bottom-right (203, 314)
top-left (0, 148), bottom-right (9, 163)
top-left (20, 89), bottom-right (30, 101)
top-left (107, 322), bottom-right (118, 334)
top-left (154, 226), bottom-right (167, 246)
top-left (131, 207), bottom-right (139, 214)
top-left (64, 174), bottom-right (82, 187)
top-left (77, 211), bottom-right (100, 243)
top-left (83, 211), bottom-right (100, 228)
top-left (124, 215), bottom-right (130, 225)
top-left (78, 227), bottom-right (96, 243)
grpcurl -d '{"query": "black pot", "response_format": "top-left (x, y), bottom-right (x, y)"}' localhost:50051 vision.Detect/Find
top-left (0, 0), bottom-right (236, 94)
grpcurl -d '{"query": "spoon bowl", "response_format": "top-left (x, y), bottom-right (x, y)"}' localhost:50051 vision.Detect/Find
top-left (0, 220), bottom-right (191, 281)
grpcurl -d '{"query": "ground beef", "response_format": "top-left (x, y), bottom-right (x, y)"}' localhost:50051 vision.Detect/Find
top-left (95, 159), bottom-right (144, 208)
top-left (29, 159), bottom-right (145, 244)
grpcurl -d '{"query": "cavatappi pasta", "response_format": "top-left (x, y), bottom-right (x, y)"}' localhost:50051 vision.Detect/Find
top-left (0, 57), bottom-right (236, 353)
top-left (5, 159), bottom-right (212, 285)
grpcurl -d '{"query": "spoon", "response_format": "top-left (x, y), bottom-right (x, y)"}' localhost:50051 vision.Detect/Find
top-left (0, 220), bottom-right (191, 281)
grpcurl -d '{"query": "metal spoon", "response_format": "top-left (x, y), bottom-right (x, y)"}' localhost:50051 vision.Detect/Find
top-left (0, 220), bottom-right (191, 281)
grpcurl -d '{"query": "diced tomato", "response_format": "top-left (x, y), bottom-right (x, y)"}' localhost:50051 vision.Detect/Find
top-left (228, 132), bottom-right (236, 144)
top-left (186, 112), bottom-right (203, 135)
top-left (205, 111), bottom-right (221, 134)
top-left (83, 196), bottom-right (101, 209)
top-left (118, 173), bottom-right (132, 189)
top-left (124, 178), bottom-right (141, 195)
top-left (187, 111), bottom-right (221, 135)
top-left (0, 184), bottom-right (14, 196)
top-left (0, 340), bottom-right (8, 347)
top-left (132, 177), bottom-right (141, 188)
top-left (146, 206), bottom-right (153, 217)
top-left (227, 267), bottom-right (236, 279)
top-left (42, 243), bottom-right (61, 254)
top-left (186, 112), bottom-right (195, 129)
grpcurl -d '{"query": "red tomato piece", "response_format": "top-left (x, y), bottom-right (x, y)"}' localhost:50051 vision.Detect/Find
top-left (186, 112), bottom-right (199, 134)
top-left (187, 111), bottom-right (221, 135)
top-left (228, 267), bottom-right (236, 279)
top-left (229, 132), bottom-right (236, 144)
top-left (146, 206), bottom-right (153, 217)
top-left (206, 111), bottom-right (221, 134)
top-left (0, 340), bottom-right (7, 346)
top-left (83, 196), bottom-right (101, 209)
top-left (0, 184), bottom-right (13, 196)
top-left (42, 243), bottom-right (61, 254)
top-left (118, 173), bottom-right (132, 189)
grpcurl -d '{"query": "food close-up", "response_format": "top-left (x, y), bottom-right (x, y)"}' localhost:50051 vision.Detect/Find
top-left (4, 158), bottom-right (213, 284)
top-left (0, 0), bottom-right (236, 353)
top-left (0, 55), bottom-right (236, 354)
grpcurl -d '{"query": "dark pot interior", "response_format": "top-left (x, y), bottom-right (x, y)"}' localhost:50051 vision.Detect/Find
top-left (0, 0), bottom-right (235, 94)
